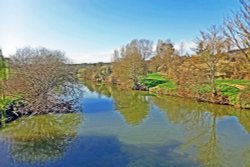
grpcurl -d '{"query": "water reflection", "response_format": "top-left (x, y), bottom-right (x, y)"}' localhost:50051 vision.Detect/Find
top-left (0, 82), bottom-right (250, 167)
top-left (152, 96), bottom-right (250, 167)
top-left (112, 89), bottom-right (149, 125)
top-left (82, 82), bottom-right (250, 167)
top-left (83, 80), bottom-right (112, 97)
top-left (0, 114), bottom-right (82, 164)
top-left (52, 135), bottom-right (199, 167)
top-left (83, 81), bottom-right (150, 125)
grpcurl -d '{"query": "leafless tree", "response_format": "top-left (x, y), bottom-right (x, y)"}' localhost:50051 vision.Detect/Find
top-left (6, 47), bottom-right (80, 114)
top-left (224, 0), bottom-right (250, 63)
top-left (194, 25), bottom-right (227, 95)
top-left (131, 39), bottom-right (153, 60)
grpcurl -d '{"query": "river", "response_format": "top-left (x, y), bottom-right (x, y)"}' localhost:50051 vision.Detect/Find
top-left (0, 82), bottom-right (250, 167)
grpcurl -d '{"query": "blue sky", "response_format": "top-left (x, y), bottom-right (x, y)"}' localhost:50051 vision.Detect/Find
top-left (0, 0), bottom-right (240, 63)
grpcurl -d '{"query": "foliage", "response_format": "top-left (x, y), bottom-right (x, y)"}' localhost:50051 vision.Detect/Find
top-left (78, 65), bottom-right (112, 82)
top-left (0, 52), bottom-right (8, 100)
top-left (112, 40), bottom-right (149, 88)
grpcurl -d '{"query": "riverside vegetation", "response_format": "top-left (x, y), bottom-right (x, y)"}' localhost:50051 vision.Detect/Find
top-left (0, 0), bottom-right (249, 126)
top-left (78, 0), bottom-right (250, 109)
top-left (0, 47), bottom-right (81, 126)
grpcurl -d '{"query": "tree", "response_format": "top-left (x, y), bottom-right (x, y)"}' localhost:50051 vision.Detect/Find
top-left (224, 0), bottom-right (250, 64)
top-left (112, 40), bottom-right (147, 89)
top-left (148, 55), bottom-right (162, 72)
top-left (0, 49), bottom-right (7, 100)
top-left (194, 25), bottom-right (227, 95)
top-left (155, 40), bottom-right (175, 73)
top-left (131, 39), bottom-right (153, 60)
top-left (156, 39), bottom-right (182, 81)
top-left (178, 42), bottom-right (185, 56)
top-left (6, 47), bottom-right (78, 114)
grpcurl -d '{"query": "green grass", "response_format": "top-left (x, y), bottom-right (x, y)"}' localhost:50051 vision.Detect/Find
top-left (146, 73), bottom-right (166, 81)
top-left (216, 79), bottom-right (250, 86)
top-left (141, 73), bottom-right (167, 88)
top-left (142, 73), bottom-right (249, 107)
top-left (0, 98), bottom-right (12, 110)
top-left (217, 84), bottom-right (240, 104)
top-left (141, 73), bottom-right (177, 90)
top-left (142, 79), bottom-right (167, 88)
top-left (194, 81), bottom-right (244, 105)
top-left (215, 79), bottom-right (249, 105)
top-left (158, 81), bottom-right (177, 90)
top-left (218, 84), bottom-right (240, 96)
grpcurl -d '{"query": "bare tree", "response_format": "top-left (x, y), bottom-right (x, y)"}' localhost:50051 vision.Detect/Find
top-left (224, 0), bottom-right (250, 63)
top-left (194, 25), bottom-right (227, 95)
top-left (155, 39), bottom-right (183, 80)
top-left (6, 47), bottom-right (79, 114)
top-left (179, 42), bottom-right (185, 56)
top-left (131, 39), bottom-right (153, 60)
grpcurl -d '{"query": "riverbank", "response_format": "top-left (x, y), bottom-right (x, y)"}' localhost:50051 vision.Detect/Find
top-left (0, 98), bottom-right (77, 127)
top-left (141, 73), bottom-right (250, 109)
top-left (78, 71), bottom-right (250, 109)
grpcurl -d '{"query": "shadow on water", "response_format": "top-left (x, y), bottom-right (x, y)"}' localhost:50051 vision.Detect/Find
top-left (0, 113), bottom-right (83, 165)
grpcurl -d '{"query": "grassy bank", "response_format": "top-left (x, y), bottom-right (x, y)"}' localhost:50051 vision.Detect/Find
top-left (141, 73), bottom-right (250, 109)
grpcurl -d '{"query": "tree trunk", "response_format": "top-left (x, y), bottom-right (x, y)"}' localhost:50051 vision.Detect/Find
top-left (211, 63), bottom-right (217, 96)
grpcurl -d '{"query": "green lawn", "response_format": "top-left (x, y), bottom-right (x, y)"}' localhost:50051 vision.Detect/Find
top-left (142, 73), bottom-right (249, 107)
top-left (216, 79), bottom-right (250, 86)
top-left (145, 73), bottom-right (166, 81)
top-left (141, 73), bottom-right (177, 90)
top-left (195, 79), bottom-right (250, 105)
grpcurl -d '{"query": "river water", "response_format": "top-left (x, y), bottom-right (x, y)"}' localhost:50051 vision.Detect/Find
top-left (0, 83), bottom-right (250, 167)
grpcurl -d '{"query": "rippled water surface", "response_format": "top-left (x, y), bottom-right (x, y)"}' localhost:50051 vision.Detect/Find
top-left (0, 83), bottom-right (250, 167)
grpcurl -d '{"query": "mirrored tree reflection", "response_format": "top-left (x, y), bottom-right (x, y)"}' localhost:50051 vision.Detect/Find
top-left (0, 114), bottom-right (83, 164)
top-left (112, 88), bottom-right (150, 125)
top-left (82, 81), bottom-right (150, 126)
top-left (82, 80), bottom-right (112, 97)
top-left (152, 96), bottom-right (250, 167)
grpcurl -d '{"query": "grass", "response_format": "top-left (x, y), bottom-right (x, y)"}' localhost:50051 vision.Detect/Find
top-left (0, 98), bottom-right (13, 110)
top-left (194, 81), bottom-right (245, 105)
top-left (141, 73), bottom-right (177, 90)
top-left (216, 79), bottom-right (250, 86)
top-left (142, 73), bottom-right (249, 107)
top-left (217, 84), bottom-right (241, 104)
top-left (218, 84), bottom-right (240, 96)
top-left (158, 81), bottom-right (177, 90)
top-left (146, 73), bottom-right (166, 81)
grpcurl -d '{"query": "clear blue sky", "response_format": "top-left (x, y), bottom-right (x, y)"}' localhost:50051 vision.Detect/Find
top-left (0, 0), bottom-right (240, 63)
